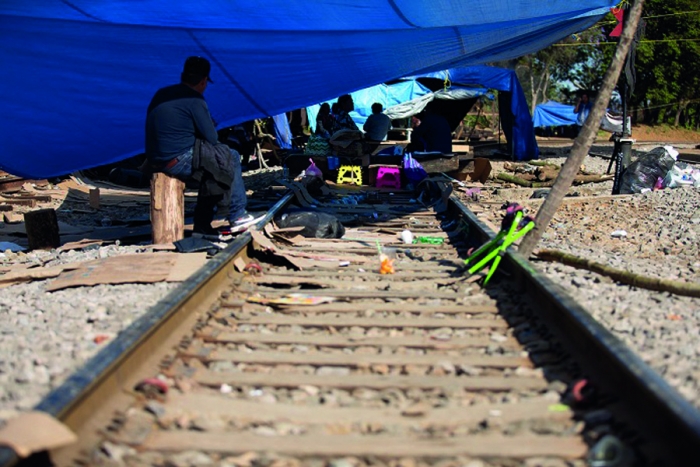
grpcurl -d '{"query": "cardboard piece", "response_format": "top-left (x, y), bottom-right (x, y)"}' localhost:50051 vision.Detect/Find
top-left (57, 239), bottom-right (105, 252)
top-left (46, 252), bottom-right (207, 291)
top-left (250, 230), bottom-right (277, 253)
top-left (469, 158), bottom-right (492, 183)
top-left (0, 411), bottom-right (77, 458)
top-left (166, 252), bottom-right (208, 281)
top-left (0, 263), bottom-right (83, 288)
top-left (3, 212), bottom-right (23, 224)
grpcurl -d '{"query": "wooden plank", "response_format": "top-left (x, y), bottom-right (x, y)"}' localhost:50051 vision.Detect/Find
top-left (0, 198), bottom-right (36, 207)
top-left (143, 432), bottom-right (586, 459)
top-left (184, 348), bottom-right (532, 369)
top-left (287, 246), bottom-right (450, 255)
top-left (240, 289), bottom-right (468, 300)
top-left (259, 270), bottom-right (459, 279)
top-left (0, 178), bottom-right (48, 193)
top-left (246, 276), bottom-right (465, 289)
top-left (163, 393), bottom-right (568, 426)
top-left (193, 370), bottom-right (548, 391)
top-left (222, 302), bottom-right (499, 314)
top-left (199, 330), bottom-right (519, 349)
top-left (220, 315), bottom-right (508, 329)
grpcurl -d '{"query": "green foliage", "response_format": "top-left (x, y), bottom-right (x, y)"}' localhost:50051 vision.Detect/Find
top-left (463, 113), bottom-right (491, 128)
top-left (518, 0), bottom-right (700, 129)
top-left (635, 0), bottom-right (700, 126)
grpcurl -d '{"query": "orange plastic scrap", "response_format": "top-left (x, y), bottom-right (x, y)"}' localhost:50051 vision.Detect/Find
top-left (379, 255), bottom-right (395, 274)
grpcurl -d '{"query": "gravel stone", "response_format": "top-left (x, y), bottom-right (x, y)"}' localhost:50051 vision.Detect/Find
top-left (475, 142), bottom-right (700, 408)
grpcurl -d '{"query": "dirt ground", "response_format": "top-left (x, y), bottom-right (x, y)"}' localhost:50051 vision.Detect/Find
top-left (610, 124), bottom-right (700, 143)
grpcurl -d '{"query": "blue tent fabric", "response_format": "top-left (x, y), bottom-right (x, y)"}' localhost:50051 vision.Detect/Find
top-left (272, 114), bottom-right (293, 150)
top-left (414, 67), bottom-right (539, 161)
top-left (533, 101), bottom-right (578, 127)
top-left (1, 1), bottom-right (615, 178)
top-left (306, 80), bottom-right (434, 131)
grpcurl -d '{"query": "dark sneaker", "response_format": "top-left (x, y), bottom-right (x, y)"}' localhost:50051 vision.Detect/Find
top-left (192, 225), bottom-right (232, 242)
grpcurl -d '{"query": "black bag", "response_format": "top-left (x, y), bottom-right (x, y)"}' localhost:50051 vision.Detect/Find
top-left (275, 211), bottom-right (345, 238)
top-left (619, 146), bottom-right (676, 194)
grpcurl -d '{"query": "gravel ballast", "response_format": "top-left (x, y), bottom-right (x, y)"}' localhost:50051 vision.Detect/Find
top-left (0, 146), bottom-right (699, 422)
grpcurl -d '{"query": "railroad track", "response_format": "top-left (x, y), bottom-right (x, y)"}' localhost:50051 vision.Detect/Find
top-left (3, 182), bottom-right (700, 466)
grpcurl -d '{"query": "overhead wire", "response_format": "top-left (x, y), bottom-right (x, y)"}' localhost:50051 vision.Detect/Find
top-left (552, 38), bottom-right (700, 46)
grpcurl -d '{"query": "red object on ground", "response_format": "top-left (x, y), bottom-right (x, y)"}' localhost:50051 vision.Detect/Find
top-left (135, 377), bottom-right (169, 395)
top-left (572, 379), bottom-right (589, 403)
top-left (93, 335), bottom-right (109, 344)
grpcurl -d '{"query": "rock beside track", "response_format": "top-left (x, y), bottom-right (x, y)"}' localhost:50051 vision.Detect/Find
top-left (469, 145), bottom-right (700, 406)
top-left (0, 167), bottom-right (282, 418)
top-left (1, 148), bottom-right (699, 422)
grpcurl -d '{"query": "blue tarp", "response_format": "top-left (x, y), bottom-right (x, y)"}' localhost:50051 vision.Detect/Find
top-left (306, 80), bottom-right (434, 130)
top-left (533, 101), bottom-right (578, 127)
top-left (415, 67), bottom-right (539, 160)
top-left (272, 114), bottom-right (293, 150)
top-left (1, 1), bottom-right (616, 178)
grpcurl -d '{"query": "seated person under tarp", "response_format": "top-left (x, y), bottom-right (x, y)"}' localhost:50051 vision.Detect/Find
top-left (331, 94), bottom-right (360, 134)
top-left (409, 103), bottom-right (452, 154)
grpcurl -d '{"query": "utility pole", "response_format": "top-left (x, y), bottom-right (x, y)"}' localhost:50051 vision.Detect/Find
top-left (518, 0), bottom-right (646, 258)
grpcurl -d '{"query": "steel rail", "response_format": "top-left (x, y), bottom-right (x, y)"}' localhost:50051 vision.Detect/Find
top-left (451, 196), bottom-right (700, 465)
top-left (0, 193), bottom-right (293, 467)
top-left (2, 191), bottom-right (699, 465)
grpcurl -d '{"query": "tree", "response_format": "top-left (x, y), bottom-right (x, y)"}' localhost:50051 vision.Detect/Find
top-left (628, 0), bottom-right (700, 127)
top-left (515, 1), bottom-right (700, 129)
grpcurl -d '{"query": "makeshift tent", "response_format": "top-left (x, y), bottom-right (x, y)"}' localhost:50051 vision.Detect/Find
top-left (272, 114), bottom-right (293, 150)
top-left (305, 79), bottom-right (486, 139)
top-left (409, 67), bottom-right (539, 160)
top-left (533, 100), bottom-right (625, 133)
top-left (533, 101), bottom-right (579, 127)
top-left (1, 1), bottom-right (616, 178)
top-left (307, 65), bottom-right (544, 161)
top-left (307, 80), bottom-right (436, 131)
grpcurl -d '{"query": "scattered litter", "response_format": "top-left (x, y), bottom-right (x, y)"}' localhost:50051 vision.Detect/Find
top-left (247, 294), bottom-right (337, 306)
top-left (414, 236), bottom-right (444, 245)
top-left (377, 241), bottom-right (395, 274)
top-left (134, 377), bottom-right (169, 398)
top-left (610, 230), bottom-right (627, 238)
top-left (0, 412), bottom-right (77, 457)
top-left (0, 241), bottom-right (25, 252)
top-left (430, 333), bottom-right (451, 341)
top-left (220, 384), bottom-right (233, 394)
top-left (400, 230), bottom-right (413, 245)
top-left (173, 236), bottom-right (221, 254)
top-left (619, 146), bottom-right (677, 194)
top-left (490, 333), bottom-right (508, 343)
top-left (275, 211), bottom-right (345, 239)
top-left (45, 252), bottom-right (207, 291)
top-left (548, 403), bottom-right (570, 412)
top-left (93, 335), bottom-right (110, 344)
